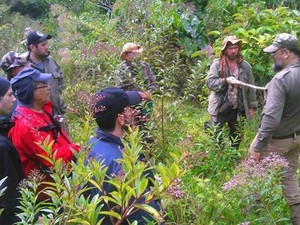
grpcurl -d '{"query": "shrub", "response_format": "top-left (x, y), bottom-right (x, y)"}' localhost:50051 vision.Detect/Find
top-left (16, 129), bottom-right (185, 224)
top-left (208, 3), bottom-right (300, 85)
top-left (5, 0), bottom-right (50, 19)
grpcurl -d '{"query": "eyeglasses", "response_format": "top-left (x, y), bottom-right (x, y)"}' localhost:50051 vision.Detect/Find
top-left (271, 49), bottom-right (281, 57)
top-left (34, 84), bottom-right (49, 90)
top-left (271, 48), bottom-right (289, 57)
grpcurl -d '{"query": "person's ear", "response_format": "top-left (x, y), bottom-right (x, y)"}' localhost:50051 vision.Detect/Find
top-left (29, 44), bottom-right (36, 51)
top-left (283, 49), bottom-right (291, 59)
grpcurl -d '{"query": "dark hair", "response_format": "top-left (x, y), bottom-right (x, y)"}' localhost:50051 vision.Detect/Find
top-left (95, 115), bottom-right (118, 132)
top-left (27, 43), bottom-right (39, 52)
top-left (289, 48), bottom-right (300, 57)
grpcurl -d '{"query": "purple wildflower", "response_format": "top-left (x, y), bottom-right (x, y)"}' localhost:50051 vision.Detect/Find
top-left (222, 153), bottom-right (288, 191)
top-left (167, 178), bottom-right (184, 199)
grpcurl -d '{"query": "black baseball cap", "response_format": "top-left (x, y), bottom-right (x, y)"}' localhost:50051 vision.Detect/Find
top-left (93, 87), bottom-right (141, 120)
top-left (27, 30), bottom-right (52, 46)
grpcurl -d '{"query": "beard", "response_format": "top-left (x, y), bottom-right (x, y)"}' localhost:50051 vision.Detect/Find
top-left (37, 50), bottom-right (50, 58)
top-left (225, 53), bottom-right (238, 61)
top-left (45, 50), bottom-right (51, 57)
top-left (272, 59), bottom-right (284, 73)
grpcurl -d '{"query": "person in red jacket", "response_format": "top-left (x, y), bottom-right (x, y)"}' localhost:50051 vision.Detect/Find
top-left (8, 68), bottom-right (79, 200)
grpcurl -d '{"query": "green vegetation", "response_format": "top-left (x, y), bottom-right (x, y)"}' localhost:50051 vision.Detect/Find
top-left (1, 0), bottom-right (299, 224)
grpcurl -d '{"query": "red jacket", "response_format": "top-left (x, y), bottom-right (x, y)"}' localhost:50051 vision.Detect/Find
top-left (8, 102), bottom-right (79, 176)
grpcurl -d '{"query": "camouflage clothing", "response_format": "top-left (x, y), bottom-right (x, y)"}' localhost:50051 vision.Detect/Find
top-left (115, 60), bottom-right (158, 93)
top-left (0, 52), bottom-right (27, 72)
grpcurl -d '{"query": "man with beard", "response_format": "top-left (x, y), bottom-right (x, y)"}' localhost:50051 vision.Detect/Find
top-left (86, 87), bottom-right (164, 224)
top-left (248, 33), bottom-right (300, 225)
top-left (206, 36), bottom-right (257, 149)
top-left (23, 30), bottom-right (68, 133)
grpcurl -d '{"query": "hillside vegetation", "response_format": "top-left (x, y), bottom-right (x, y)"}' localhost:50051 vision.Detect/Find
top-left (0, 0), bottom-right (300, 224)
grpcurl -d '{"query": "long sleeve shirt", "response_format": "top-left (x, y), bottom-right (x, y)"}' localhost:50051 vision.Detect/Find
top-left (253, 61), bottom-right (300, 151)
top-left (0, 117), bottom-right (25, 224)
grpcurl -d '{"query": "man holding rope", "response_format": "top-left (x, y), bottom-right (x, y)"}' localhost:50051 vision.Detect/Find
top-left (248, 33), bottom-right (300, 225)
top-left (206, 35), bottom-right (258, 149)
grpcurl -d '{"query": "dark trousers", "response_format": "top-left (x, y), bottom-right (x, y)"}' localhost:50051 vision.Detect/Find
top-left (212, 109), bottom-right (242, 149)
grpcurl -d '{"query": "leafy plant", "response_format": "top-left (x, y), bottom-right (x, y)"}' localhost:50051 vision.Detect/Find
top-left (208, 3), bottom-right (300, 85)
top-left (5, 0), bottom-right (50, 18)
top-left (16, 125), bottom-right (185, 224)
top-left (0, 177), bottom-right (7, 216)
top-left (222, 153), bottom-right (291, 224)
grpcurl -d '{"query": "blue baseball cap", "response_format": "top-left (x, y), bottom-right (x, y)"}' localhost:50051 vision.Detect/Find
top-left (10, 67), bottom-right (51, 106)
top-left (93, 87), bottom-right (141, 120)
top-left (11, 67), bottom-right (51, 84)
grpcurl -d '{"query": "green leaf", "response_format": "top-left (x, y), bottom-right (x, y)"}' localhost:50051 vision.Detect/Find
top-left (207, 31), bottom-right (221, 36)
top-left (100, 210), bottom-right (121, 220)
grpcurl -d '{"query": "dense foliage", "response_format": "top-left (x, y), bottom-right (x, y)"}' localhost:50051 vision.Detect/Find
top-left (1, 0), bottom-right (300, 224)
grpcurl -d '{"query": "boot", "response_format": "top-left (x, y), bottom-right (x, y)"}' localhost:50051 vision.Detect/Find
top-left (290, 203), bottom-right (300, 225)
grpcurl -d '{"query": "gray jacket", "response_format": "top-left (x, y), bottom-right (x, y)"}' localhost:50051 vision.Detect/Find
top-left (206, 59), bottom-right (258, 119)
top-left (253, 61), bottom-right (300, 151)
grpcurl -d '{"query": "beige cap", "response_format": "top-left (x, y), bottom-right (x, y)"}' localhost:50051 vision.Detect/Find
top-left (221, 36), bottom-right (242, 51)
top-left (120, 43), bottom-right (143, 60)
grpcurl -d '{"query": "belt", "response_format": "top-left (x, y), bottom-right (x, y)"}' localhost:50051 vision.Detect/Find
top-left (272, 130), bottom-right (300, 139)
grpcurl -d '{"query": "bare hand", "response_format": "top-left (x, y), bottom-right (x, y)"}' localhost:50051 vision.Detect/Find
top-left (226, 77), bottom-right (239, 85)
top-left (249, 150), bottom-right (262, 163)
top-left (138, 91), bottom-right (150, 101)
top-left (248, 108), bottom-right (255, 119)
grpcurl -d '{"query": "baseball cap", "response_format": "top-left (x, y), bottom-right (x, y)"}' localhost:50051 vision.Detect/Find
top-left (10, 68), bottom-right (51, 106)
top-left (93, 87), bottom-right (141, 120)
top-left (27, 30), bottom-right (52, 46)
top-left (221, 36), bottom-right (242, 51)
top-left (264, 33), bottom-right (300, 53)
top-left (0, 51), bottom-right (27, 72)
top-left (11, 67), bottom-right (51, 85)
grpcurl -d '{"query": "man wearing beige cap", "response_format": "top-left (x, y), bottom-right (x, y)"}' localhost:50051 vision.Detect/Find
top-left (206, 35), bottom-right (257, 149)
top-left (115, 43), bottom-right (158, 93)
top-left (248, 33), bottom-right (300, 225)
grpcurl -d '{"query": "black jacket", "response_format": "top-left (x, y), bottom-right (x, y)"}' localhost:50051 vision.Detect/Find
top-left (0, 117), bottom-right (25, 225)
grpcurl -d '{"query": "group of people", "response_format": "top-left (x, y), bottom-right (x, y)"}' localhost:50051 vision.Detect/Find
top-left (0, 28), bottom-right (300, 225)
top-left (207, 33), bottom-right (300, 225)
top-left (0, 30), bottom-right (81, 224)
top-left (0, 30), bottom-right (160, 224)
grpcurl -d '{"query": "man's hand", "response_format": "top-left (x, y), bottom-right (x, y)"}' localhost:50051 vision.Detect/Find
top-left (248, 108), bottom-right (255, 119)
top-left (249, 150), bottom-right (262, 163)
top-left (138, 91), bottom-right (150, 101)
top-left (226, 76), bottom-right (239, 85)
